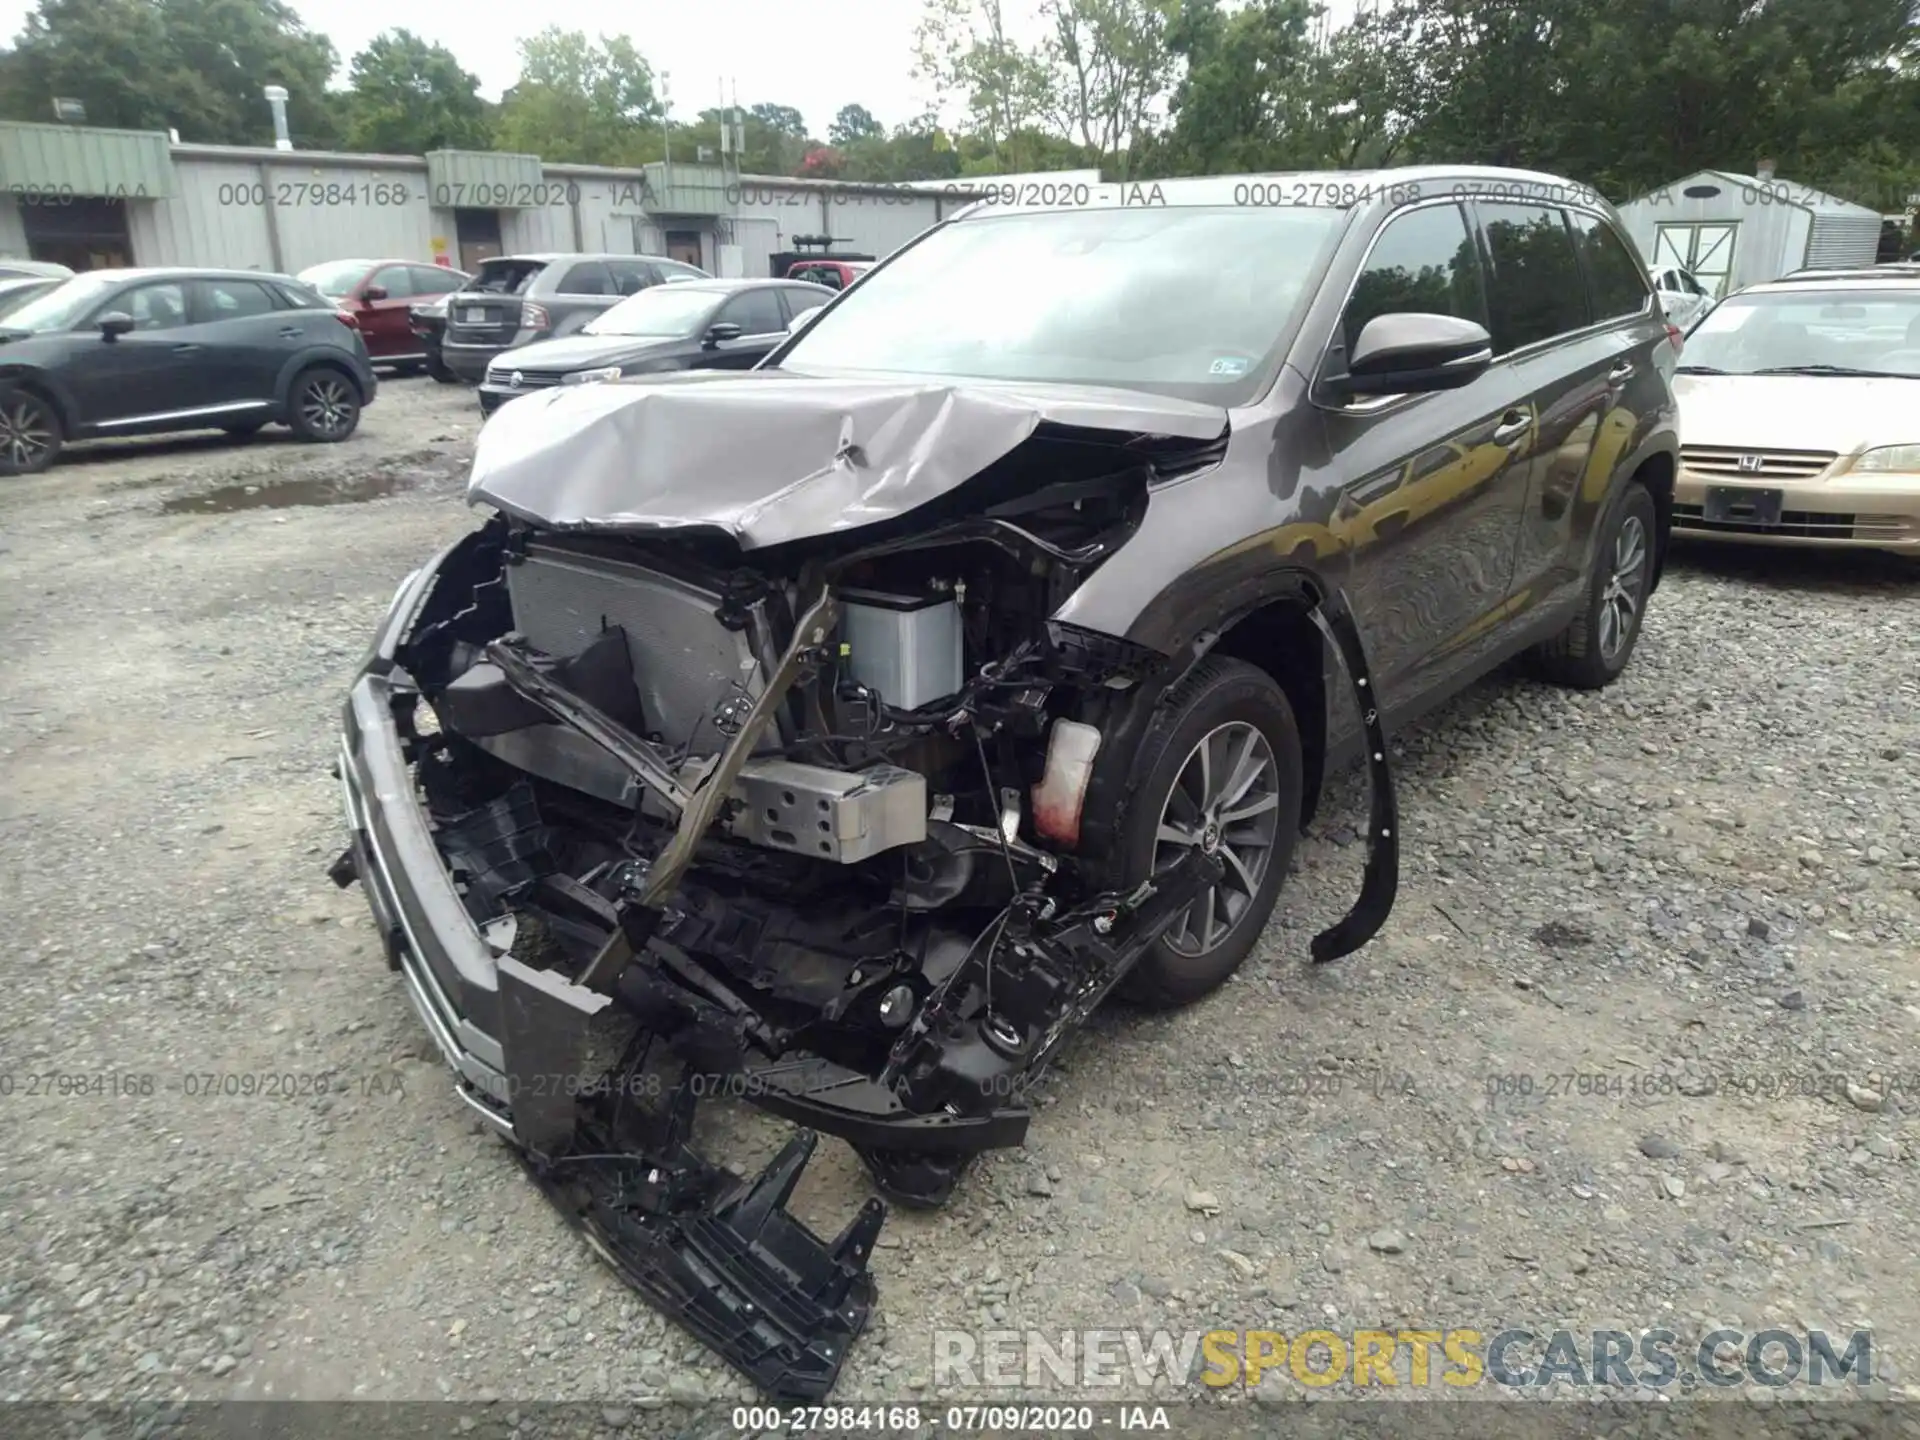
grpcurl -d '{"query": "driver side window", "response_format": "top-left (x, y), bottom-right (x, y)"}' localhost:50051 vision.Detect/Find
top-left (117, 282), bottom-right (189, 331)
top-left (1340, 203), bottom-right (1489, 356)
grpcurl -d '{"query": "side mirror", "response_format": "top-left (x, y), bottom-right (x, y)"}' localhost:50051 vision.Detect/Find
top-left (704, 321), bottom-right (743, 348)
top-left (1335, 313), bottom-right (1493, 398)
top-left (360, 285), bottom-right (388, 302)
top-left (98, 311), bottom-right (135, 340)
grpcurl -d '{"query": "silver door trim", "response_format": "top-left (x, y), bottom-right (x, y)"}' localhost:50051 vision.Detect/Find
top-left (93, 399), bottom-right (272, 430)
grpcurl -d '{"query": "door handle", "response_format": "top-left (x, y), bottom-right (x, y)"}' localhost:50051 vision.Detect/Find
top-left (1608, 360), bottom-right (1636, 381)
top-left (1491, 412), bottom-right (1531, 444)
top-left (172, 344), bottom-right (200, 354)
top-left (278, 327), bottom-right (302, 339)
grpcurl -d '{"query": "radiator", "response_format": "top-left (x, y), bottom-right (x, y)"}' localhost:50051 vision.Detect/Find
top-left (504, 542), bottom-right (766, 755)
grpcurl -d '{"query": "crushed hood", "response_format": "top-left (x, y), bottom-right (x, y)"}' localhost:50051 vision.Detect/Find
top-left (465, 369), bottom-right (1230, 549)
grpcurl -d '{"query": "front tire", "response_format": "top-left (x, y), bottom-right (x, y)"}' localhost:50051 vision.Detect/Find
top-left (1528, 481), bottom-right (1656, 689)
top-left (1114, 657), bottom-right (1303, 1009)
top-left (287, 368), bottom-right (361, 443)
top-left (0, 386), bottom-right (63, 476)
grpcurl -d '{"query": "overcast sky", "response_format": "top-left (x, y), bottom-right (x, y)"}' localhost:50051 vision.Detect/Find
top-left (0, 0), bottom-right (1361, 136)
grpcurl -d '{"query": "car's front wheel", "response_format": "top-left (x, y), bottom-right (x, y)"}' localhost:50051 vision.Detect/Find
top-left (0, 386), bottom-right (63, 476)
top-left (1528, 480), bottom-right (1656, 689)
top-left (1114, 657), bottom-right (1303, 1008)
top-left (288, 368), bottom-right (362, 443)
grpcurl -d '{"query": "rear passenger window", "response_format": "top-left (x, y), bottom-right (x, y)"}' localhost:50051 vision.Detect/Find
top-left (1569, 211), bottom-right (1651, 321)
top-left (1342, 203), bottom-right (1488, 354)
top-left (606, 259), bottom-right (657, 296)
top-left (1478, 203), bottom-right (1589, 352)
top-left (194, 279), bottom-right (279, 321)
top-left (557, 262), bottom-right (612, 295)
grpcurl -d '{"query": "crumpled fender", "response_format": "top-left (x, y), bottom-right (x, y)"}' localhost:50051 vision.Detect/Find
top-left (466, 368), bottom-right (1228, 549)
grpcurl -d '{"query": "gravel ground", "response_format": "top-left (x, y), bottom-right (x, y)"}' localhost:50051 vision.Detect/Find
top-left (2, 379), bottom-right (1917, 1426)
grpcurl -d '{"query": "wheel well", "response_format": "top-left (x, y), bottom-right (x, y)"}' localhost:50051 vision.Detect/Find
top-left (1633, 450), bottom-right (1675, 590)
top-left (1211, 597), bottom-right (1328, 829)
top-left (0, 374), bottom-right (69, 432)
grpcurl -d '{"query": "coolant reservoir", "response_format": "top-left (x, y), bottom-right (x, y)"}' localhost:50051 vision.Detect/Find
top-left (1030, 718), bottom-right (1103, 847)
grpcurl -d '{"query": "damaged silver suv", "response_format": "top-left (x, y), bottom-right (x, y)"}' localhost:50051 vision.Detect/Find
top-left (333, 167), bottom-right (1677, 1399)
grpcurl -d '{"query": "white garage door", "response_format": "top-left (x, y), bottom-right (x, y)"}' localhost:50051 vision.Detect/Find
top-left (1653, 223), bottom-right (1738, 298)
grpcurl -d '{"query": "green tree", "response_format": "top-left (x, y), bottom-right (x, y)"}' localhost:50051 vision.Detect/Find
top-left (1038, 0), bottom-right (1173, 177)
top-left (0, 0), bottom-right (341, 145)
top-left (915, 0), bottom-right (1054, 169)
top-left (495, 28), bottom-right (662, 165)
top-left (341, 30), bottom-right (491, 155)
top-left (828, 103), bottom-right (883, 147)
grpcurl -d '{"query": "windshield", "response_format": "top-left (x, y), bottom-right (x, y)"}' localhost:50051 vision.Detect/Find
top-left (296, 260), bottom-right (370, 298)
top-left (1681, 289), bottom-right (1920, 377)
top-left (776, 205), bottom-right (1349, 403)
top-left (0, 272), bottom-right (124, 332)
top-left (583, 286), bottom-right (719, 337)
top-left (0, 279), bottom-right (57, 320)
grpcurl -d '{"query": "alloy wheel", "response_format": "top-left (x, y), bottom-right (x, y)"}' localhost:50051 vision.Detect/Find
top-left (1152, 720), bottom-right (1282, 956)
top-left (0, 396), bottom-right (55, 472)
top-left (300, 377), bottom-right (354, 438)
top-left (1598, 514), bottom-right (1648, 662)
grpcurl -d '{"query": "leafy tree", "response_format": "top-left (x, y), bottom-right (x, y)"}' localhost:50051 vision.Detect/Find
top-left (495, 28), bottom-right (662, 166)
top-left (828, 103), bottom-right (883, 147)
top-left (1038, 0), bottom-right (1173, 177)
top-left (0, 0), bottom-right (340, 145)
top-left (341, 30), bottom-right (491, 155)
top-left (915, 0), bottom-right (1054, 169)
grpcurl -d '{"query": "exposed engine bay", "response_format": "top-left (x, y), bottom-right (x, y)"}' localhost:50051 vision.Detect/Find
top-left (333, 411), bottom-right (1399, 1401)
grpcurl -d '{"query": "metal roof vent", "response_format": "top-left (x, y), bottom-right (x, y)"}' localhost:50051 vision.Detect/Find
top-left (263, 85), bottom-right (292, 151)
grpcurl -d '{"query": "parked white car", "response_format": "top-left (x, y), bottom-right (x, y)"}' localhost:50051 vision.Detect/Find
top-left (1651, 265), bottom-right (1713, 328)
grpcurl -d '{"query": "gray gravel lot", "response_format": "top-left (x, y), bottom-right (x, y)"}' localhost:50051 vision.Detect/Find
top-left (1, 378), bottom-right (1917, 1422)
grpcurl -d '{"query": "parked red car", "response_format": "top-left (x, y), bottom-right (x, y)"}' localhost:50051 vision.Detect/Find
top-left (783, 258), bottom-right (872, 290)
top-left (296, 259), bottom-right (470, 370)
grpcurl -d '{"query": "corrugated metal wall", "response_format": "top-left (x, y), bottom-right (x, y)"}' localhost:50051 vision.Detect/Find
top-left (1804, 211), bottom-right (1880, 269)
top-left (4, 141), bottom-right (951, 274)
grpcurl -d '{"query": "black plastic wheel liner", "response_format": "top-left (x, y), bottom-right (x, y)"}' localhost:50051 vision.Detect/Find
top-left (1307, 586), bottom-right (1400, 962)
top-left (522, 1116), bottom-right (884, 1403)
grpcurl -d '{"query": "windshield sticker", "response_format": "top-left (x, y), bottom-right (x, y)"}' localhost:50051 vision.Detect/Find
top-left (1209, 356), bottom-right (1251, 376)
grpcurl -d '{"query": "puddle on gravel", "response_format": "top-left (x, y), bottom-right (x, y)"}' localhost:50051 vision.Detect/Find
top-left (161, 472), bottom-right (425, 514)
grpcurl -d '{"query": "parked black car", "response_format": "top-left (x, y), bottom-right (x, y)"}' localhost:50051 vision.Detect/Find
top-left (476, 279), bottom-right (833, 415)
top-left (440, 253), bottom-right (711, 383)
top-left (333, 167), bottom-right (1676, 1400)
top-left (0, 267), bottom-right (375, 476)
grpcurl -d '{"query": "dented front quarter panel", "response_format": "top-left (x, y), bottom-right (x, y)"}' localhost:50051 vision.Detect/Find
top-left (1054, 365), bottom-right (1350, 653)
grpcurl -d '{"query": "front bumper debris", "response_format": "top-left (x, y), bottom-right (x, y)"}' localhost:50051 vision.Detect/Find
top-left (333, 653), bottom-right (1222, 1399)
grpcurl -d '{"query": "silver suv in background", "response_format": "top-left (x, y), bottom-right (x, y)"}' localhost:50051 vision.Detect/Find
top-left (439, 252), bottom-right (711, 382)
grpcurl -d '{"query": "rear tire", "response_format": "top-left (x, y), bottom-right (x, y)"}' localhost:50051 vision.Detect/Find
top-left (427, 353), bottom-right (460, 384)
top-left (0, 386), bottom-right (62, 476)
top-left (287, 368), bottom-right (361, 443)
top-left (1112, 657), bottom-right (1303, 1009)
top-left (1528, 481), bottom-right (1656, 689)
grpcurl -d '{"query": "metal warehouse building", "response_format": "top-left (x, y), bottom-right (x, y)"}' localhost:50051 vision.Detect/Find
top-left (1617, 168), bottom-right (1883, 299)
top-left (0, 120), bottom-right (977, 277)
